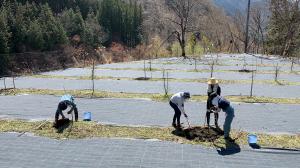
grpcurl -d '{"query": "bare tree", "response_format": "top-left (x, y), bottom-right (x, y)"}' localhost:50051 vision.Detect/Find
top-left (231, 11), bottom-right (247, 53)
top-left (251, 4), bottom-right (268, 54)
top-left (166, 0), bottom-right (199, 58)
top-left (245, 0), bottom-right (251, 54)
top-left (268, 0), bottom-right (300, 57)
top-left (290, 57), bottom-right (295, 72)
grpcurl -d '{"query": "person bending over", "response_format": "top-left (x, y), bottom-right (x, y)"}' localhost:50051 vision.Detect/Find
top-left (169, 92), bottom-right (191, 129)
top-left (53, 95), bottom-right (78, 127)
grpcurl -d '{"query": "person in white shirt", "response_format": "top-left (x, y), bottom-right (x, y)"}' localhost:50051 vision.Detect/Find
top-left (169, 92), bottom-right (191, 128)
top-left (210, 94), bottom-right (235, 141)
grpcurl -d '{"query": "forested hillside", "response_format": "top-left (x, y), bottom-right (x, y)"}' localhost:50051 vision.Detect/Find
top-left (0, 0), bottom-right (299, 76)
top-left (0, 0), bottom-right (143, 75)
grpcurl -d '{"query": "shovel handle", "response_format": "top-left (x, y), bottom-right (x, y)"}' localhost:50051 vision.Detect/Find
top-left (185, 116), bottom-right (191, 128)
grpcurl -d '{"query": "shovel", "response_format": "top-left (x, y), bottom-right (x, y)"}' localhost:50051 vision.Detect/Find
top-left (185, 116), bottom-right (191, 129)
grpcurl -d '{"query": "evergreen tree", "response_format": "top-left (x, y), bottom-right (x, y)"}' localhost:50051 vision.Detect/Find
top-left (38, 4), bottom-right (67, 50)
top-left (84, 10), bottom-right (106, 47)
top-left (59, 8), bottom-right (85, 38)
top-left (9, 1), bottom-right (28, 52)
top-left (98, 0), bottom-right (143, 47)
top-left (27, 20), bottom-right (44, 50)
top-left (0, 6), bottom-right (10, 75)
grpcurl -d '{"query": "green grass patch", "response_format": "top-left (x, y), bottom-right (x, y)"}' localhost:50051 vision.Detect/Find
top-left (0, 88), bottom-right (169, 102)
top-left (31, 74), bottom-right (300, 86)
top-left (0, 120), bottom-right (299, 149)
top-left (1, 88), bottom-right (300, 104)
top-left (96, 67), bottom-right (300, 75)
top-left (96, 67), bottom-right (162, 72)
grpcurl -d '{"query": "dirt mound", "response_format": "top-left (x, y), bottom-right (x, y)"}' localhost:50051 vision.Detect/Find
top-left (134, 77), bottom-right (151, 80)
top-left (238, 69), bottom-right (255, 73)
top-left (173, 126), bottom-right (223, 142)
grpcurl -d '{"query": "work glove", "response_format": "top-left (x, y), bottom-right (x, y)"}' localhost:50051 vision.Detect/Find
top-left (184, 114), bottom-right (188, 118)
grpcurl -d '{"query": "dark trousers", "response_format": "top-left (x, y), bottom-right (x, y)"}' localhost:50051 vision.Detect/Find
top-left (169, 101), bottom-right (181, 126)
top-left (55, 101), bottom-right (79, 122)
top-left (223, 105), bottom-right (234, 138)
top-left (206, 98), bottom-right (219, 126)
top-left (206, 111), bottom-right (219, 126)
top-left (55, 102), bottom-right (65, 122)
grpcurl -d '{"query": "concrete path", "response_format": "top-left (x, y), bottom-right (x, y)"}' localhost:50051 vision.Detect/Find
top-left (95, 55), bottom-right (300, 72)
top-left (0, 133), bottom-right (299, 168)
top-left (41, 68), bottom-right (300, 82)
top-left (1, 95), bottom-right (299, 134)
top-left (1, 77), bottom-right (299, 98)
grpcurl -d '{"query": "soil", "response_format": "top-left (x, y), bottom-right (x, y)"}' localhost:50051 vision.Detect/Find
top-left (134, 77), bottom-right (151, 80)
top-left (172, 126), bottom-right (223, 142)
top-left (53, 118), bottom-right (71, 133)
top-left (238, 69), bottom-right (255, 73)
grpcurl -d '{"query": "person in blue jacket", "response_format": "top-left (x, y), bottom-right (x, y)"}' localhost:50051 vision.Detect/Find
top-left (210, 94), bottom-right (235, 141)
top-left (53, 95), bottom-right (78, 127)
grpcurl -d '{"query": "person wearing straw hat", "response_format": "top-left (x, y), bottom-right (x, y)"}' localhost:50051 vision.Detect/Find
top-left (210, 94), bottom-right (235, 141)
top-left (53, 94), bottom-right (78, 128)
top-left (169, 92), bottom-right (191, 129)
top-left (206, 77), bottom-right (221, 128)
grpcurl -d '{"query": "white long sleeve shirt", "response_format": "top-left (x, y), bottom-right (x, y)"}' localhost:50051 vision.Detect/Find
top-left (170, 92), bottom-right (186, 114)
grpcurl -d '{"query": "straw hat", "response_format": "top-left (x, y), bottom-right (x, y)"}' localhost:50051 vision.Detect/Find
top-left (207, 77), bottom-right (219, 85)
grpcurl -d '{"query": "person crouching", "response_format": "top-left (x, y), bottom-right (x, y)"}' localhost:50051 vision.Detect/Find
top-left (53, 94), bottom-right (78, 128)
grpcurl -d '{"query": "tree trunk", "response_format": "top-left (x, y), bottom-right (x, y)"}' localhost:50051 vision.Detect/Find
top-left (181, 43), bottom-right (186, 58)
top-left (181, 29), bottom-right (186, 58)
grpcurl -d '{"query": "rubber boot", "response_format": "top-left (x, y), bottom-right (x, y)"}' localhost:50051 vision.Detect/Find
top-left (206, 111), bottom-right (211, 127)
top-left (172, 122), bottom-right (176, 128)
top-left (214, 113), bottom-right (219, 128)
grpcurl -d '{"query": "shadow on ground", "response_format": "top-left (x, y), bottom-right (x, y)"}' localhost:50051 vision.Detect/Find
top-left (214, 138), bottom-right (241, 156)
top-left (172, 126), bottom-right (241, 155)
top-left (249, 143), bottom-right (300, 155)
top-left (134, 77), bottom-right (151, 81)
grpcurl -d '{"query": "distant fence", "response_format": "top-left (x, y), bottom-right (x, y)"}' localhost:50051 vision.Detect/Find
top-left (0, 76), bottom-right (16, 90)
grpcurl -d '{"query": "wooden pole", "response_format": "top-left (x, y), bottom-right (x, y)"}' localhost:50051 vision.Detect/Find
top-left (194, 58), bottom-right (197, 71)
top-left (91, 60), bottom-right (95, 98)
top-left (13, 76), bottom-right (15, 89)
top-left (250, 70), bottom-right (254, 97)
top-left (144, 59), bottom-right (146, 79)
top-left (210, 61), bottom-right (214, 78)
top-left (4, 77), bottom-right (6, 89)
top-left (245, 0), bottom-right (251, 54)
